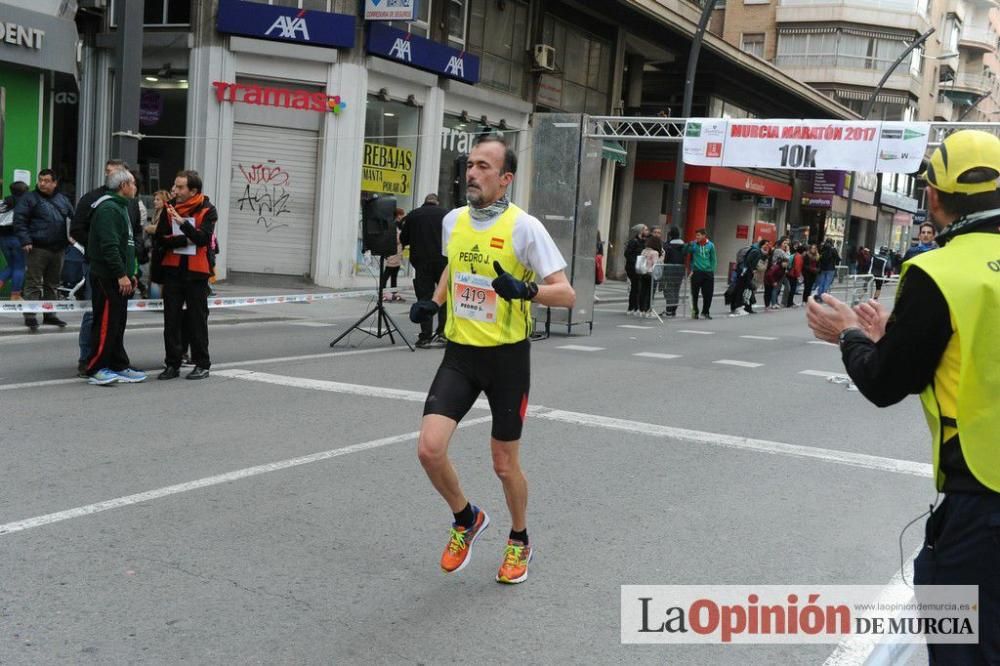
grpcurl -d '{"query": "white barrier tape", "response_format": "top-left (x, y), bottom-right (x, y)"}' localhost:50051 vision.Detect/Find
top-left (0, 290), bottom-right (376, 314)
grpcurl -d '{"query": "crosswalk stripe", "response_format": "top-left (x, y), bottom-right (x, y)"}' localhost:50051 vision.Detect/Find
top-left (555, 345), bottom-right (605, 352)
top-left (713, 359), bottom-right (763, 368)
top-left (740, 335), bottom-right (778, 341)
top-left (634, 352), bottom-right (681, 360)
top-left (677, 330), bottom-right (714, 335)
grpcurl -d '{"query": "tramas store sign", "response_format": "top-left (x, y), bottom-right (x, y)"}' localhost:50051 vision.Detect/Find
top-left (212, 81), bottom-right (347, 114)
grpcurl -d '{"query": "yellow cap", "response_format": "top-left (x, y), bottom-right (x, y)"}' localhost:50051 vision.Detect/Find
top-left (924, 130), bottom-right (1000, 195)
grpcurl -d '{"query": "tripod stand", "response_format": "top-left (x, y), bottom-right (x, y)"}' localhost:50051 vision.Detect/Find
top-left (329, 254), bottom-right (414, 351)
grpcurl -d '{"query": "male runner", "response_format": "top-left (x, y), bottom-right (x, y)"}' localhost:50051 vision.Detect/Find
top-left (409, 136), bottom-right (575, 584)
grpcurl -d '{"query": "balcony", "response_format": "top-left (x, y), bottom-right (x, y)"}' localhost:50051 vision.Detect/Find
top-left (934, 97), bottom-right (956, 120)
top-left (941, 71), bottom-right (995, 104)
top-left (776, 0), bottom-right (929, 33)
top-left (959, 26), bottom-right (998, 52)
top-left (774, 56), bottom-right (922, 97)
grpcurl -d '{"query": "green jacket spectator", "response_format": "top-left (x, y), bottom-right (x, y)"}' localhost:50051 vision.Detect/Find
top-left (685, 237), bottom-right (717, 273)
top-left (87, 194), bottom-right (136, 281)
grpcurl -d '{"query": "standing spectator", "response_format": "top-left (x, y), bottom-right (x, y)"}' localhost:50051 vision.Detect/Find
top-left (381, 207), bottom-right (405, 302)
top-left (684, 228), bottom-right (716, 319)
top-left (903, 222), bottom-right (938, 261)
top-left (785, 244), bottom-right (805, 308)
top-left (71, 159), bottom-right (132, 376)
top-left (144, 190), bottom-right (171, 299)
top-left (399, 193), bottom-right (448, 348)
top-left (638, 234), bottom-right (663, 318)
top-left (870, 246), bottom-right (892, 300)
top-left (0, 181), bottom-right (29, 300)
top-left (812, 238), bottom-right (840, 298)
top-left (155, 170), bottom-right (217, 381)
top-left (624, 224), bottom-right (648, 316)
top-left (662, 226), bottom-right (685, 317)
top-left (802, 243), bottom-right (820, 304)
top-left (728, 239), bottom-right (770, 316)
top-left (14, 169), bottom-right (74, 331)
top-left (856, 247), bottom-right (872, 274)
top-left (83, 169), bottom-right (145, 385)
top-left (764, 257), bottom-right (789, 310)
top-left (771, 238), bottom-right (791, 307)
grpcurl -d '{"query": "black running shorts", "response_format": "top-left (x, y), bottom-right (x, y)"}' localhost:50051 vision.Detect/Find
top-left (423, 339), bottom-right (531, 442)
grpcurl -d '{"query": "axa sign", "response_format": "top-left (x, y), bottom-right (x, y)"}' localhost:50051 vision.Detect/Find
top-left (216, 0), bottom-right (355, 49)
top-left (265, 15), bottom-right (310, 41)
top-left (388, 37), bottom-right (412, 62)
top-left (367, 23), bottom-right (479, 85)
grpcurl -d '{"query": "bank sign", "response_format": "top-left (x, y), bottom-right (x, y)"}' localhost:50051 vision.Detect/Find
top-left (216, 0), bottom-right (355, 49)
top-left (367, 23), bottom-right (479, 85)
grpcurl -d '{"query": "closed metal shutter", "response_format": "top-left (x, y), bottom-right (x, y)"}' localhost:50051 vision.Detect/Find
top-left (228, 123), bottom-right (319, 276)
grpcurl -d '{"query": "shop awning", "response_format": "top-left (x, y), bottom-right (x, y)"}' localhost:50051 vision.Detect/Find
top-left (602, 140), bottom-right (627, 165)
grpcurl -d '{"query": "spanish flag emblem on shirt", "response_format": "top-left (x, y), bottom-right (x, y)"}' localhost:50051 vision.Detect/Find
top-left (490, 237), bottom-right (505, 250)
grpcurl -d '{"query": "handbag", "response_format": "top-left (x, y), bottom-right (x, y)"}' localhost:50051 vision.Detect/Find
top-left (635, 254), bottom-right (649, 275)
top-left (595, 254), bottom-right (605, 284)
top-left (0, 208), bottom-right (13, 227)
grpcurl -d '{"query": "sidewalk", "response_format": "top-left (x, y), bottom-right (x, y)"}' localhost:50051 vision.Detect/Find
top-left (0, 277), bottom-right (386, 337)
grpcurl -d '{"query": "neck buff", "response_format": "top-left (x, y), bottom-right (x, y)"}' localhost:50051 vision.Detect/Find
top-left (468, 194), bottom-right (510, 222)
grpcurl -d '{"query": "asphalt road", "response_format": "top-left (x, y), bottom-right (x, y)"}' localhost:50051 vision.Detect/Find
top-left (0, 280), bottom-right (935, 665)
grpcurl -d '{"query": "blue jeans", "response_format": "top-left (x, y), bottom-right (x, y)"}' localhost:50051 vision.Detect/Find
top-left (812, 270), bottom-right (835, 297)
top-left (78, 262), bottom-right (92, 363)
top-left (0, 235), bottom-right (26, 293)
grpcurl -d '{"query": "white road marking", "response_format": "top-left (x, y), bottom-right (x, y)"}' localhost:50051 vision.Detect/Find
top-left (555, 345), bottom-right (605, 352)
top-left (740, 335), bottom-right (779, 341)
top-left (286, 321), bottom-right (337, 327)
top-left (618, 325), bottom-right (653, 330)
top-left (800, 370), bottom-right (847, 379)
top-left (823, 546), bottom-right (923, 666)
top-left (4, 371), bottom-right (932, 535)
top-left (220, 371), bottom-right (932, 478)
top-left (809, 340), bottom-right (838, 347)
top-left (677, 330), bottom-right (714, 335)
top-left (633, 352), bottom-right (681, 360)
top-left (713, 359), bottom-right (763, 368)
top-left (593, 307), bottom-right (629, 314)
top-left (0, 378), bottom-right (81, 392)
top-left (0, 416), bottom-right (493, 536)
top-left (0, 347), bottom-right (406, 392)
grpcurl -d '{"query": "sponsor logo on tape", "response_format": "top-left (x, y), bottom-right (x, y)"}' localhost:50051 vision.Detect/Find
top-left (0, 291), bottom-right (374, 313)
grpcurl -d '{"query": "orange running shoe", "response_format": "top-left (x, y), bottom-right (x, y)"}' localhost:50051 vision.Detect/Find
top-left (496, 539), bottom-right (533, 584)
top-left (440, 506), bottom-right (490, 574)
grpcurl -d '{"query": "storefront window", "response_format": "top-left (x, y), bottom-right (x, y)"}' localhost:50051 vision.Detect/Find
top-left (137, 83), bottom-right (188, 198)
top-left (358, 95), bottom-right (421, 274)
top-left (824, 213), bottom-right (846, 252)
top-left (438, 114), bottom-right (515, 211)
top-left (388, 1), bottom-right (431, 36)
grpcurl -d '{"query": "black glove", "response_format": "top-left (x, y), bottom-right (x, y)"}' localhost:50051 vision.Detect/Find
top-left (492, 260), bottom-right (536, 300)
top-left (409, 300), bottom-right (439, 323)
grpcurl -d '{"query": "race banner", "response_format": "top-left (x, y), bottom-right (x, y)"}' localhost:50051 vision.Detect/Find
top-left (682, 119), bottom-right (930, 173)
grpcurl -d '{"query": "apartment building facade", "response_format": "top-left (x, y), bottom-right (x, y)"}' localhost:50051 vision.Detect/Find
top-left (714, 0), bottom-right (999, 255)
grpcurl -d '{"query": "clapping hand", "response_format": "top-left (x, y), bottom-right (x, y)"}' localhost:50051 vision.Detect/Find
top-left (854, 299), bottom-right (889, 343)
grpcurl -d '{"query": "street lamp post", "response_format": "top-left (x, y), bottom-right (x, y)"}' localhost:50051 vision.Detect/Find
top-left (842, 27), bottom-right (935, 254)
top-left (669, 0), bottom-right (718, 231)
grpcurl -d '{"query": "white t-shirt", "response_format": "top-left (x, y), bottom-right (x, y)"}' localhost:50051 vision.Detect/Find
top-left (442, 205), bottom-right (567, 280)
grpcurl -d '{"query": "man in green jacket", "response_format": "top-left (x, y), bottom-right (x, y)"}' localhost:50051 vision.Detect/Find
top-left (83, 169), bottom-right (146, 386)
top-left (684, 228), bottom-right (717, 319)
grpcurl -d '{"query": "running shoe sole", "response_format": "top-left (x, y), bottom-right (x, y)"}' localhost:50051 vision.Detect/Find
top-left (88, 374), bottom-right (118, 386)
top-left (443, 510), bottom-right (490, 575)
top-left (116, 374), bottom-right (147, 383)
top-left (497, 547), bottom-right (534, 584)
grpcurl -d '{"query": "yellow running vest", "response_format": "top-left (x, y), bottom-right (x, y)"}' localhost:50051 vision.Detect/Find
top-left (903, 232), bottom-right (1000, 492)
top-left (444, 205), bottom-right (535, 347)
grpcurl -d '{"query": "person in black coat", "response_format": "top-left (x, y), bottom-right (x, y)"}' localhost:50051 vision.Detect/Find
top-left (399, 194), bottom-right (448, 347)
top-left (13, 169), bottom-right (74, 330)
top-left (662, 226), bottom-right (686, 316)
top-left (623, 224), bottom-right (648, 315)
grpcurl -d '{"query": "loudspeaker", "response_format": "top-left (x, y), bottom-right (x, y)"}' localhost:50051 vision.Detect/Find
top-left (362, 195), bottom-right (398, 257)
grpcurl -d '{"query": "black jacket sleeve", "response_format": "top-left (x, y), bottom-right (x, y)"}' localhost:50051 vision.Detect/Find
top-left (839, 267), bottom-right (952, 407)
top-left (70, 189), bottom-right (99, 245)
top-left (179, 206), bottom-right (217, 247)
top-left (13, 193), bottom-right (34, 246)
top-left (155, 208), bottom-right (189, 249)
